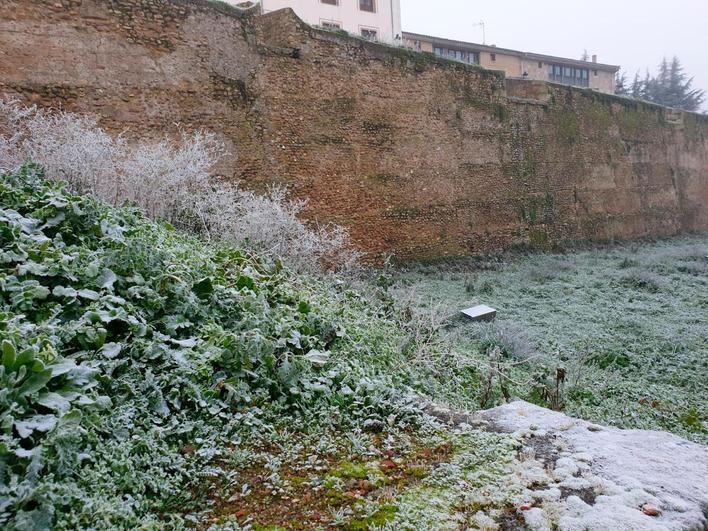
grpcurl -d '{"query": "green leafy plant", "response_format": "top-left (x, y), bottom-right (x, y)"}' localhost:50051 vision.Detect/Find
top-left (0, 340), bottom-right (96, 442)
top-left (0, 166), bottom-right (414, 528)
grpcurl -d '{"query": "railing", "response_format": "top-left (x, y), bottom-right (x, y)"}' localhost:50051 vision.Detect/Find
top-left (549, 74), bottom-right (589, 88)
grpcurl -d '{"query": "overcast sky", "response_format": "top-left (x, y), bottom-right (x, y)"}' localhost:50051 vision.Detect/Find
top-left (401, 0), bottom-right (708, 110)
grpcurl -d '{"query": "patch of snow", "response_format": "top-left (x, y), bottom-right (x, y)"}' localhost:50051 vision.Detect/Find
top-left (479, 401), bottom-right (708, 530)
top-left (524, 507), bottom-right (552, 531)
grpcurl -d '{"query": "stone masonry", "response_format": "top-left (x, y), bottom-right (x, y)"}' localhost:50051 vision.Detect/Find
top-left (1, 0), bottom-right (707, 261)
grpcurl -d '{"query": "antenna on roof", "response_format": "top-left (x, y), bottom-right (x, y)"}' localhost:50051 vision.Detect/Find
top-left (471, 21), bottom-right (486, 45)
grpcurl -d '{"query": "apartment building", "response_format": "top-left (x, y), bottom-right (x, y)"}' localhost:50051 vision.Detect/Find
top-left (260, 0), bottom-right (402, 44)
top-left (403, 32), bottom-right (619, 94)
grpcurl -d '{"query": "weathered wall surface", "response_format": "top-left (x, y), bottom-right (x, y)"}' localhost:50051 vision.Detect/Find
top-left (2, 1), bottom-right (707, 261)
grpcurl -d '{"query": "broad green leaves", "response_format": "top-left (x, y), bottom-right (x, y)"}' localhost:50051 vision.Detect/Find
top-left (0, 166), bottom-right (351, 528)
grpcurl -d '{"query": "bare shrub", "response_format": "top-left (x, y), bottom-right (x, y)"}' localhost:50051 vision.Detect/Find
top-left (0, 100), bottom-right (357, 271)
top-left (618, 257), bottom-right (639, 269)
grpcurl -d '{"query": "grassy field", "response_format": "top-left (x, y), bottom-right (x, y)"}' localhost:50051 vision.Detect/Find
top-left (389, 235), bottom-right (708, 443)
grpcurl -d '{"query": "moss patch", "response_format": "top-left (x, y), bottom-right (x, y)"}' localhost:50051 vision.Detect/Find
top-left (346, 504), bottom-right (397, 530)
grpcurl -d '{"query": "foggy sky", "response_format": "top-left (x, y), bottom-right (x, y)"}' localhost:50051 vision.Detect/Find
top-left (402, 0), bottom-right (708, 111)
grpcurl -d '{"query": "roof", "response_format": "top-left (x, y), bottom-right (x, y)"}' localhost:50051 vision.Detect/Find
top-left (402, 31), bottom-right (620, 72)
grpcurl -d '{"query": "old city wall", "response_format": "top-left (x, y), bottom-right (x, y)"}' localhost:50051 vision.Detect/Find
top-left (2, 1), bottom-right (707, 260)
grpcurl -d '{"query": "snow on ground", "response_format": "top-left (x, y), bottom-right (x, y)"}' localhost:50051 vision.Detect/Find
top-left (479, 401), bottom-right (708, 530)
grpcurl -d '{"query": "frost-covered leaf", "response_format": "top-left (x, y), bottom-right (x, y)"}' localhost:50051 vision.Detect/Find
top-left (12, 506), bottom-right (53, 531)
top-left (41, 212), bottom-right (66, 229)
top-left (17, 261), bottom-right (50, 277)
top-left (192, 277), bottom-right (214, 299)
top-left (53, 285), bottom-right (78, 298)
top-left (97, 269), bottom-right (118, 290)
top-left (56, 410), bottom-right (83, 428)
top-left (101, 342), bottom-right (122, 359)
top-left (14, 447), bottom-right (40, 459)
top-left (36, 392), bottom-right (72, 414)
top-left (2, 340), bottom-right (17, 368)
top-left (14, 415), bottom-right (58, 438)
top-left (304, 349), bottom-right (330, 368)
top-left (49, 359), bottom-right (78, 377)
top-left (77, 289), bottom-right (100, 301)
top-left (18, 369), bottom-right (53, 396)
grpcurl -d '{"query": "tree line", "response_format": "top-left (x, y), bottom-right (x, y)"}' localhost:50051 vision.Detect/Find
top-left (614, 57), bottom-right (705, 112)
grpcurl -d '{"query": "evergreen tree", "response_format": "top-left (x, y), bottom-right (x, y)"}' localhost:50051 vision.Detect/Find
top-left (642, 70), bottom-right (654, 100)
top-left (633, 57), bottom-right (705, 111)
top-left (631, 72), bottom-right (644, 99)
top-left (615, 71), bottom-right (629, 95)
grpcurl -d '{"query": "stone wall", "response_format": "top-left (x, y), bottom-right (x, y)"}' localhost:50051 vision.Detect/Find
top-left (1, 0), bottom-right (707, 261)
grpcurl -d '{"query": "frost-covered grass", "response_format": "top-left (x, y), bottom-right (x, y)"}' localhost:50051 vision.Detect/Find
top-left (390, 236), bottom-right (708, 443)
top-left (386, 430), bottom-right (521, 530)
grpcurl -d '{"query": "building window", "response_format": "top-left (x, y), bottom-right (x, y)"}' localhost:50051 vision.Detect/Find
top-left (361, 27), bottom-right (378, 41)
top-left (490, 53), bottom-right (496, 61)
top-left (593, 70), bottom-right (598, 76)
top-left (432, 47), bottom-right (480, 65)
top-left (548, 64), bottom-right (590, 87)
top-left (359, 0), bottom-right (375, 12)
top-left (321, 20), bottom-right (341, 29)
top-left (538, 61), bottom-right (543, 68)
top-left (321, 0), bottom-right (338, 4)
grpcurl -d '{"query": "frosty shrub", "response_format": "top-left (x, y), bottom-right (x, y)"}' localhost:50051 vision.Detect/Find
top-left (0, 100), bottom-right (357, 271)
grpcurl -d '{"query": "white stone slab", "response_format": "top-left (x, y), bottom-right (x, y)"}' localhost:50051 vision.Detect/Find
top-left (461, 304), bottom-right (497, 321)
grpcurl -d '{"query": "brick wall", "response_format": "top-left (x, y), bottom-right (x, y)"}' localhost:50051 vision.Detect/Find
top-left (1, 1), bottom-right (707, 261)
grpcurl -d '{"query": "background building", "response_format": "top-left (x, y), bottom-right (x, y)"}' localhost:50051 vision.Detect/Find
top-left (404, 32), bottom-right (619, 94)
top-left (261, 0), bottom-right (402, 44)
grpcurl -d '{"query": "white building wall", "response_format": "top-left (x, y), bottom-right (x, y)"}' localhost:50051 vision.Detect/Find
top-left (260, 0), bottom-right (402, 44)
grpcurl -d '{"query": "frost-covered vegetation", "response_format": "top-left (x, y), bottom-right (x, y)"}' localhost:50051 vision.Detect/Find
top-left (2, 166), bottom-right (532, 530)
top-left (390, 237), bottom-right (708, 443)
top-left (0, 166), bottom-right (426, 528)
top-left (0, 101), bottom-right (355, 272)
top-left (4, 166), bottom-right (704, 530)
top-left (1, 102), bottom-right (706, 529)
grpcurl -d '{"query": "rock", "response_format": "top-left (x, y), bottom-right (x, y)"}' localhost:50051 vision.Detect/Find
top-left (479, 401), bottom-right (708, 530)
top-left (642, 504), bottom-right (661, 517)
